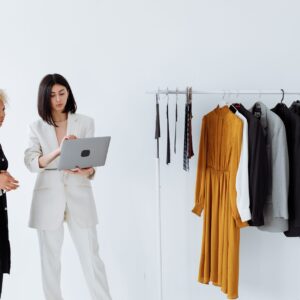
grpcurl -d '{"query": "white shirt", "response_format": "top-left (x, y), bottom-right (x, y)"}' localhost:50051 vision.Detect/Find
top-left (235, 110), bottom-right (251, 222)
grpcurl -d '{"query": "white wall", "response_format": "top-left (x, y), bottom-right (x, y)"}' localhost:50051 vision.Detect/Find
top-left (1, 0), bottom-right (300, 299)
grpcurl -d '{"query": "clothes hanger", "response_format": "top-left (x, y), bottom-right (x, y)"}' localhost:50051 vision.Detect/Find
top-left (218, 90), bottom-right (228, 108)
top-left (253, 90), bottom-right (262, 106)
top-left (275, 88), bottom-right (287, 109)
top-left (235, 89), bottom-right (241, 107)
top-left (280, 89), bottom-right (285, 103)
top-left (230, 90), bottom-right (239, 113)
top-left (259, 90), bottom-right (262, 101)
top-left (254, 91), bottom-right (262, 106)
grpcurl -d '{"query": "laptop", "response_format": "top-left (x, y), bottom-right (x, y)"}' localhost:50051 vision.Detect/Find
top-left (57, 136), bottom-right (111, 170)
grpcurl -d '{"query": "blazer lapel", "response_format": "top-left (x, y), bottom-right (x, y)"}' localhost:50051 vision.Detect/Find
top-left (44, 113), bottom-right (79, 152)
top-left (45, 122), bottom-right (60, 150)
top-left (67, 113), bottom-right (78, 137)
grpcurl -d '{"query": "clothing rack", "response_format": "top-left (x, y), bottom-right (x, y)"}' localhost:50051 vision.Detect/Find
top-left (149, 89), bottom-right (300, 95)
top-left (151, 88), bottom-right (300, 300)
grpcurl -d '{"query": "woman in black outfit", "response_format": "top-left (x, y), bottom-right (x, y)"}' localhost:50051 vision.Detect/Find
top-left (0, 90), bottom-right (19, 298)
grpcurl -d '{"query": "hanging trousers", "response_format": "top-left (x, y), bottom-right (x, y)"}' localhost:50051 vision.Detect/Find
top-left (37, 214), bottom-right (112, 300)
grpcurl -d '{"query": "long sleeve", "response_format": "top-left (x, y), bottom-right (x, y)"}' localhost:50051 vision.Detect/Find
top-left (235, 112), bottom-right (251, 222)
top-left (24, 123), bottom-right (45, 173)
top-left (85, 118), bottom-right (96, 180)
top-left (272, 123), bottom-right (289, 219)
top-left (192, 116), bottom-right (207, 216)
top-left (248, 121), bottom-right (268, 225)
top-left (229, 117), bottom-right (248, 228)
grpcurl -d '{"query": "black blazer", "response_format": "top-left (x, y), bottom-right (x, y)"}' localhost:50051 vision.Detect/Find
top-left (0, 144), bottom-right (10, 298)
top-left (274, 102), bottom-right (300, 237)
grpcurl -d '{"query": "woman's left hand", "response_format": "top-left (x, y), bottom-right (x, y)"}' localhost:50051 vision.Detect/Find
top-left (64, 167), bottom-right (94, 178)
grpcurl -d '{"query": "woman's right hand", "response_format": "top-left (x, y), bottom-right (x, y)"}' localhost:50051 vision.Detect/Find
top-left (0, 171), bottom-right (19, 192)
top-left (39, 135), bottom-right (78, 168)
top-left (57, 135), bottom-right (78, 155)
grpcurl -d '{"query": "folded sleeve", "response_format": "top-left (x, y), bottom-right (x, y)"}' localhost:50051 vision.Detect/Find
top-left (24, 123), bottom-right (45, 173)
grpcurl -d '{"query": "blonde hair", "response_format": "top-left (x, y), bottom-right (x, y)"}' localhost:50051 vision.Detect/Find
top-left (0, 90), bottom-right (7, 104)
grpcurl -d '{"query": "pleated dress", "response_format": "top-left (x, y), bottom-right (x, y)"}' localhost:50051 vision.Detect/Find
top-left (192, 105), bottom-right (247, 299)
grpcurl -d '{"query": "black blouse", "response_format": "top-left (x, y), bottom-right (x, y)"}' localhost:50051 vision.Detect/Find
top-left (233, 103), bottom-right (269, 226)
top-left (0, 144), bottom-right (10, 297)
top-left (272, 102), bottom-right (300, 237)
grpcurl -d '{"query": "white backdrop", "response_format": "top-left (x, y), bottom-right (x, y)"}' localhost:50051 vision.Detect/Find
top-left (1, 0), bottom-right (300, 299)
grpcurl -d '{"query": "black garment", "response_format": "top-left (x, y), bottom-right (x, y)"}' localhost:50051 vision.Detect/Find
top-left (273, 102), bottom-right (300, 236)
top-left (188, 103), bottom-right (194, 159)
top-left (0, 144), bottom-right (10, 298)
top-left (174, 100), bottom-right (178, 154)
top-left (183, 103), bottom-right (189, 170)
top-left (233, 103), bottom-right (268, 226)
top-left (155, 95), bottom-right (161, 159)
top-left (183, 102), bottom-right (194, 171)
top-left (166, 103), bottom-right (170, 164)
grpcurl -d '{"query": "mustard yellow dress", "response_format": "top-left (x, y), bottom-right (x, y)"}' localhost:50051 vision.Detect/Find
top-left (192, 105), bottom-right (247, 299)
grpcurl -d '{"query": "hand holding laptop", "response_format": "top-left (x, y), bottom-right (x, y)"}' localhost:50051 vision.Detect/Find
top-left (59, 134), bottom-right (77, 155)
top-left (64, 166), bottom-right (94, 177)
top-left (58, 136), bottom-right (111, 171)
top-left (60, 135), bottom-right (93, 176)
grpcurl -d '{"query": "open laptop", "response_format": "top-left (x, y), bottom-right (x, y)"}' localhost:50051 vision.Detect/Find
top-left (57, 136), bottom-right (111, 170)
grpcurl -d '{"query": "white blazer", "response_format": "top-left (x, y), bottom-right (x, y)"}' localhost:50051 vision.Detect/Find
top-left (24, 113), bottom-right (98, 230)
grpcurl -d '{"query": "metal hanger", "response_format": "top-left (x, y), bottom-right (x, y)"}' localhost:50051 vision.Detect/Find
top-left (259, 90), bottom-right (262, 101)
top-left (280, 89), bottom-right (285, 103)
top-left (219, 89), bottom-right (229, 107)
top-left (222, 90), bottom-right (226, 100)
top-left (229, 90), bottom-right (238, 113)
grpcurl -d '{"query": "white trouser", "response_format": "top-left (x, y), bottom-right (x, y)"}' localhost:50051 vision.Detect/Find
top-left (37, 215), bottom-right (112, 300)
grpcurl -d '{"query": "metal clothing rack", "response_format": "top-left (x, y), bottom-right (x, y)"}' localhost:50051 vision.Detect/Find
top-left (151, 88), bottom-right (300, 300)
top-left (149, 89), bottom-right (300, 95)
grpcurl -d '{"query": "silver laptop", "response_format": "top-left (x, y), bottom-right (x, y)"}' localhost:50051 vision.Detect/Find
top-left (57, 136), bottom-right (111, 170)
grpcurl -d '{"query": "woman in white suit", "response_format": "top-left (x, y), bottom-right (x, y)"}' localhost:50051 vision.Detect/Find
top-left (24, 74), bottom-right (112, 300)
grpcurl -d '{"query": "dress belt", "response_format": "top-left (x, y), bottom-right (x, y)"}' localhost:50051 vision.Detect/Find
top-left (207, 165), bottom-right (229, 173)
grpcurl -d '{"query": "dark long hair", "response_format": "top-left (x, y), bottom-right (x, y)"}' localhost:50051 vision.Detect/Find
top-left (38, 74), bottom-right (77, 126)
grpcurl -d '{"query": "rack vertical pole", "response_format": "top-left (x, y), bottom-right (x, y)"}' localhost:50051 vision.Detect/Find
top-left (156, 155), bottom-right (163, 300)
